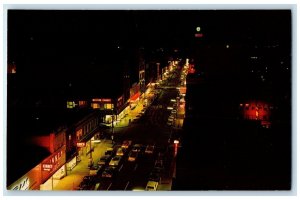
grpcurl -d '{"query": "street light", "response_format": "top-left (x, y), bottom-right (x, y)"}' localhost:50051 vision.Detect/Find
top-left (111, 108), bottom-right (115, 143)
top-left (173, 139), bottom-right (179, 157)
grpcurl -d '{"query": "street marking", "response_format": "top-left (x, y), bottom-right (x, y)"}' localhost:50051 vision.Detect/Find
top-left (124, 181), bottom-right (130, 190)
top-left (119, 164), bottom-right (124, 172)
top-left (107, 183), bottom-right (112, 190)
top-left (134, 164), bottom-right (138, 171)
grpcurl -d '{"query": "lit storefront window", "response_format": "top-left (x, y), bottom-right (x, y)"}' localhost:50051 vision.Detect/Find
top-left (91, 103), bottom-right (100, 109)
top-left (67, 101), bottom-right (75, 109)
top-left (104, 103), bottom-right (113, 109)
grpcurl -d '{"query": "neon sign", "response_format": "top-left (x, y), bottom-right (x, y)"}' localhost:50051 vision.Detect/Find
top-left (12, 177), bottom-right (29, 190)
top-left (77, 142), bottom-right (86, 147)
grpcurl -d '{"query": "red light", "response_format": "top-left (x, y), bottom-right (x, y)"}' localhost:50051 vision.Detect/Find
top-left (195, 33), bottom-right (203, 38)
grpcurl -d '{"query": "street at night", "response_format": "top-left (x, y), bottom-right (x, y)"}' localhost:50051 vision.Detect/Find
top-left (4, 6), bottom-right (295, 195)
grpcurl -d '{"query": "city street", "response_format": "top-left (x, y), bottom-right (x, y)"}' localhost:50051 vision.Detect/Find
top-left (53, 65), bottom-right (184, 191)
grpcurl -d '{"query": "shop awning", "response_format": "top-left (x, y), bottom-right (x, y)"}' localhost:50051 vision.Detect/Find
top-left (129, 92), bottom-right (140, 102)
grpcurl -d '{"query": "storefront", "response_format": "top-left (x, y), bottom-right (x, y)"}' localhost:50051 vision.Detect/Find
top-left (8, 164), bottom-right (41, 190)
top-left (40, 165), bottom-right (67, 190)
top-left (77, 139), bottom-right (93, 157)
top-left (66, 156), bottom-right (77, 171)
top-left (39, 146), bottom-right (66, 190)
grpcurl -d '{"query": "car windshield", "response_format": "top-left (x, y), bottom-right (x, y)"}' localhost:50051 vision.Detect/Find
top-left (130, 152), bottom-right (137, 156)
top-left (113, 157), bottom-right (119, 160)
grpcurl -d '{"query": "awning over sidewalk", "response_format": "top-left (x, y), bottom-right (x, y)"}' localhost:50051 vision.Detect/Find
top-left (129, 92), bottom-right (140, 102)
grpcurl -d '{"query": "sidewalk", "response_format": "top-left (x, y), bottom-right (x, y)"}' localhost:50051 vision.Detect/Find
top-left (53, 139), bottom-right (113, 190)
top-left (114, 95), bottom-right (151, 128)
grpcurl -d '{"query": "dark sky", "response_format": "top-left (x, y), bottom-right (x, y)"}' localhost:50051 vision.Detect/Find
top-left (7, 10), bottom-right (291, 90)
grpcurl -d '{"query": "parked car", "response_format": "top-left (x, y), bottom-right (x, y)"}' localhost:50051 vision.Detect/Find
top-left (101, 166), bottom-right (116, 178)
top-left (168, 117), bottom-right (174, 122)
top-left (98, 155), bottom-right (111, 166)
top-left (121, 140), bottom-right (132, 149)
top-left (116, 147), bottom-right (125, 156)
top-left (105, 147), bottom-right (114, 156)
top-left (148, 171), bottom-right (161, 183)
top-left (78, 176), bottom-right (95, 190)
top-left (154, 159), bottom-right (164, 170)
top-left (167, 121), bottom-right (173, 126)
top-left (89, 165), bottom-right (104, 176)
top-left (145, 145), bottom-right (155, 154)
top-left (132, 144), bottom-right (142, 152)
top-left (128, 151), bottom-right (139, 162)
top-left (145, 181), bottom-right (158, 191)
top-left (109, 156), bottom-right (122, 167)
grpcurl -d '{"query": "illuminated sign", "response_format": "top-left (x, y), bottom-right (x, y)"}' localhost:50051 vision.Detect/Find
top-left (92, 98), bottom-right (111, 102)
top-left (42, 164), bottom-right (53, 171)
top-left (101, 98), bottom-right (111, 102)
top-left (195, 33), bottom-right (203, 38)
top-left (42, 149), bottom-right (64, 171)
top-left (77, 142), bottom-right (86, 147)
top-left (12, 177), bottom-right (30, 190)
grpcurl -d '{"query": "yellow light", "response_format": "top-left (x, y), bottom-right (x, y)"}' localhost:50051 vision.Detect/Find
top-left (196, 26), bottom-right (201, 32)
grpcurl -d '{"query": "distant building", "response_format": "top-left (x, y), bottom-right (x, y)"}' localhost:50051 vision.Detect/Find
top-left (239, 100), bottom-right (273, 128)
top-left (8, 62), bottom-right (17, 74)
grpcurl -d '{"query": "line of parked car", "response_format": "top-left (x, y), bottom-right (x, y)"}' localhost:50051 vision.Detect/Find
top-left (77, 140), bottom-right (159, 190)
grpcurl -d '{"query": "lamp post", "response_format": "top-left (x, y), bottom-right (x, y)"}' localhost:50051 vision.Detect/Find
top-left (173, 139), bottom-right (179, 157)
top-left (111, 108), bottom-right (114, 143)
top-left (88, 139), bottom-right (93, 167)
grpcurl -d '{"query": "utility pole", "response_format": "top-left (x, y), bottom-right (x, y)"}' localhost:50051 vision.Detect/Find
top-left (156, 63), bottom-right (160, 81)
top-left (111, 109), bottom-right (114, 143)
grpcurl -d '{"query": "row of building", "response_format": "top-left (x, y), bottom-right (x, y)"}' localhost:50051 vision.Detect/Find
top-left (7, 47), bottom-right (183, 190)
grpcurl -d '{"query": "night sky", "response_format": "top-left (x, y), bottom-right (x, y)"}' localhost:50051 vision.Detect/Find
top-left (8, 10), bottom-right (291, 74)
top-left (7, 10), bottom-right (292, 116)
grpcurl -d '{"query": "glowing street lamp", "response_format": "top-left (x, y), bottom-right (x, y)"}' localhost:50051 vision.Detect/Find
top-left (174, 140), bottom-right (180, 157)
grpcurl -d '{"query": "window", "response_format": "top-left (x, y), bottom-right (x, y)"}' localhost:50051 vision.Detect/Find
top-left (76, 129), bottom-right (83, 140)
top-left (104, 103), bottom-right (113, 109)
top-left (91, 103), bottom-right (100, 109)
